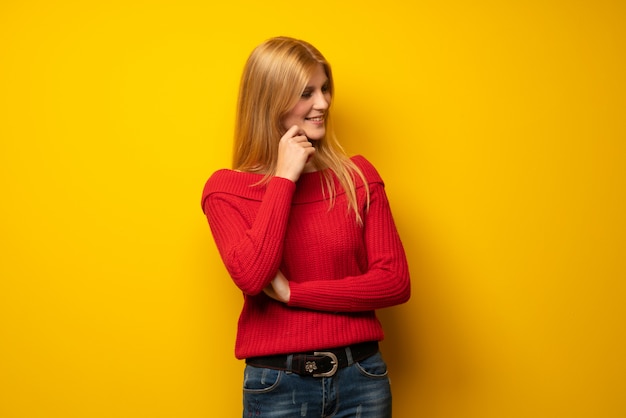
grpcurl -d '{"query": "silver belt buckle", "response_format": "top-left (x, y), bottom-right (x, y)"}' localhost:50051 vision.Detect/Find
top-left (312, 351), bottom-right (338, 377)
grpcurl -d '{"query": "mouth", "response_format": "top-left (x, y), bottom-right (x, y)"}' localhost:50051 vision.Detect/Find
top-left (305, 115), bottom-right (325, 123)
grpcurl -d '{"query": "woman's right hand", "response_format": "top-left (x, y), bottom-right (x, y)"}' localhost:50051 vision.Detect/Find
top-left (275, 125), bottom-right (315, 182)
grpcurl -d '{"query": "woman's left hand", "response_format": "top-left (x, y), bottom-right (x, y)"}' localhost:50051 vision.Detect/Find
top-left (263, 270), bottom-right (291, 303)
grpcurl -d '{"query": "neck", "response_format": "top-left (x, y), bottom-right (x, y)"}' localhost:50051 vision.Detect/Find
top-left (303, 161), bottom-right (319, 173)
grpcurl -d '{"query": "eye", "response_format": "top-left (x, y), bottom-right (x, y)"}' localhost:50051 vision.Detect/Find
top-left (301, 90), bottom-right (313, 99)
top-left (321, 84), bottom-right (330, 93)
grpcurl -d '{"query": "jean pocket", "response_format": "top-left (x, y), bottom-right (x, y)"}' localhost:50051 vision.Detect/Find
top-left (243, 365), bottom-right (282, 394)
top-left (355, 352), bottom-right (389, 379)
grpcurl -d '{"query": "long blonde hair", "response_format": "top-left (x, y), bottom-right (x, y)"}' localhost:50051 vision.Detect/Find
top-left (233, 36), bottom-right (369, 223)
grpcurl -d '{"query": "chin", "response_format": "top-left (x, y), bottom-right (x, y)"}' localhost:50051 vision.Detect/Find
top-left (306, 130), bottom-right (326, 141)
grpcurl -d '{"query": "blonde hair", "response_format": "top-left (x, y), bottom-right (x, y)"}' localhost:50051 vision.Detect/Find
top-left (233, 36), bottom-right (369, 223)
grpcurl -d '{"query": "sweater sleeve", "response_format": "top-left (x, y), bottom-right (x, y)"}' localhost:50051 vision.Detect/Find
top-left (287, 179), bottom-right (411, 312)
top-left (202, 176), bottom-right (296, 296)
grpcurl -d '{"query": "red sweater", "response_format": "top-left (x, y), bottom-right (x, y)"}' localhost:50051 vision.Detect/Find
top-left (201, 155), bottom-right (410, 359)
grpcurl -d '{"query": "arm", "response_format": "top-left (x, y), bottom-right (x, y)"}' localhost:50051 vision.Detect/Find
top-left (203, 125), bottom-right (315, 295)
top-left (287, 182), bottom-right (411, 312)
top-left (203, 177), bottom-right (295, 295)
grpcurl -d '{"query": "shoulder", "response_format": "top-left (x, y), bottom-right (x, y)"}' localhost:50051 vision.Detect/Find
top-left (200, 169), bottom-right (265, 212)
top-left (202, 169), bottom-right (239, 197)
top-left (349, 155), bottom-right (384, 186)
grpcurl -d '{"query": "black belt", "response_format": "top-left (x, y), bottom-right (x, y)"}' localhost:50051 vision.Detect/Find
top-left (245, 341), bottom-right (379, 378)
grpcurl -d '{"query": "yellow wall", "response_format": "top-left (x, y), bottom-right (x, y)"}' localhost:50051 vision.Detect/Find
top-left (1, 1), bottom-right (625, 417)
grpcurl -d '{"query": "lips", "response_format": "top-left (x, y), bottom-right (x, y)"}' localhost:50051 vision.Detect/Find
top-left (305, 116), bottom-right (324, 122)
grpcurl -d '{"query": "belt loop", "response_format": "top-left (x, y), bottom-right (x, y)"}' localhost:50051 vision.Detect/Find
top-left (285, 354), bottom-right (294, 374)
top-left (345, 346), bottom-right (354, 366)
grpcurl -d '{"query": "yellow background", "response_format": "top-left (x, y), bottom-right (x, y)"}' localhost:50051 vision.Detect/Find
top-left (1, 1), bottom-right (625, 417)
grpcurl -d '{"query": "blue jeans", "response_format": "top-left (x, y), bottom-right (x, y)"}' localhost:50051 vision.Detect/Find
top-left (242, 351), bottom-right (392, 417)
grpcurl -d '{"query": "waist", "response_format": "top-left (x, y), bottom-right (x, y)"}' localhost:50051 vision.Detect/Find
top-left (234, 306), bottom-right (384, 359)
top-left (245, 341), bottom-right (379, 378)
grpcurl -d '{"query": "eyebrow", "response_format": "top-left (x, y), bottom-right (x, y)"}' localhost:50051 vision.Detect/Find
top-left (303, 79), bottom-right (329, 90)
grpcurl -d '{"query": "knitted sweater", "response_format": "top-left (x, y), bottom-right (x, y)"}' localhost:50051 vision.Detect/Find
top-left (201, 155), bottom-right (410, 359)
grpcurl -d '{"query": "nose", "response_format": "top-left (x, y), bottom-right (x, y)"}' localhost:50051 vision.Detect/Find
top-left (313, 90), bottom-right (330, 110)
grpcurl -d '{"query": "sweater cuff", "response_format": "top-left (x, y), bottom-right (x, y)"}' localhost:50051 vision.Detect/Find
top-left (263, 176), bottom-right (297, 213)
top-left (288, 281), bottom-right (353, 312)
top-left (258, 175), bottom-right (297, 236)
top-left (268, 175), bottom-right (297, 193)
top-left (287, 281), bottom-right (307, 308)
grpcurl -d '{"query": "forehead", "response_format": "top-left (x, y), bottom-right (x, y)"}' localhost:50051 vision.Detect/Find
top-left (305, 63), bottom-right (329, 86)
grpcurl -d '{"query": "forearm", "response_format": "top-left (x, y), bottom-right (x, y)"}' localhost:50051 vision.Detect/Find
top-left (287, 182), bottom-right (410, 312)
top-left (288, 263), bottom-right (410, 312)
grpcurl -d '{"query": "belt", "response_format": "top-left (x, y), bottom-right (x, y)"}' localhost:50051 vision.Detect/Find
top-left (245, 341), bottom-right (379, 378)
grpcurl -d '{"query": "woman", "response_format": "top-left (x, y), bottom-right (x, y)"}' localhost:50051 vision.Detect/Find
top-left (201, 36), bottom-right (410, 417)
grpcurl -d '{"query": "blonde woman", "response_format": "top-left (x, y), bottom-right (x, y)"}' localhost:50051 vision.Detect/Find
top-left (201, 36), bottom-right (410, 417)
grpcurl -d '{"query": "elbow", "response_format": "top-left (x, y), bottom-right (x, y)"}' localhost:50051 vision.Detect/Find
top-left (401, 280), bottom-right (411, 304)
top-left (223, 249), bottom-right (274, 296)
top-left (227, 262), bottom-right (276, 296)
top-left (236, 280), bottom-right (265, 296)
top-left (395, 273), bottom-right (411, 305)
top-left (229, 270), bottom-right (270, 296)
top-left (392, 266), bottom-right (411, 305)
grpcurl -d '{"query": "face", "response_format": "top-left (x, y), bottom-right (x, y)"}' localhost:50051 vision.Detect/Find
top-left (282, 63), bottom-right (331, 141)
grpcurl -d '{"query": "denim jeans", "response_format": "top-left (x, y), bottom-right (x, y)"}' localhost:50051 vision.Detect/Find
top-left (242, 351), bottom-right (392, 417)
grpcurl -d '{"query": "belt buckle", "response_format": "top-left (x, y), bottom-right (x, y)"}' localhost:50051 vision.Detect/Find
top-left (312, 351), bottom-right (338, 377)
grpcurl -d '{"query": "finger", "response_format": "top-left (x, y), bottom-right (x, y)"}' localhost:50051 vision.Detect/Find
top-left (287, 124), bottom-right (306, 136)
top-left (263, 285), bottom-right (276, 298)
top-left (284, 125), bottom-right (302, 138)
top-left (287, 125), bottom-right (310, 140)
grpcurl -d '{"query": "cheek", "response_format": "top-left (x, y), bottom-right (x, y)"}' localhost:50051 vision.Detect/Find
top-left (289, 102), bottom-right (308, 120)
top-left (282, 101), bottom-right (309, 129)
top-left (282, 111), bottom-right (294, 128)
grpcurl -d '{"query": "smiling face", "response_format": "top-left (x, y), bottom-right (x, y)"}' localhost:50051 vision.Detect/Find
top-left (282, 63), bottom-right (331, 141)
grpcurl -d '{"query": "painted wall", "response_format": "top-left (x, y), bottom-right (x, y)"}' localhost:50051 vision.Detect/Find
top-left (1, 1), bottom-right (625, 417)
